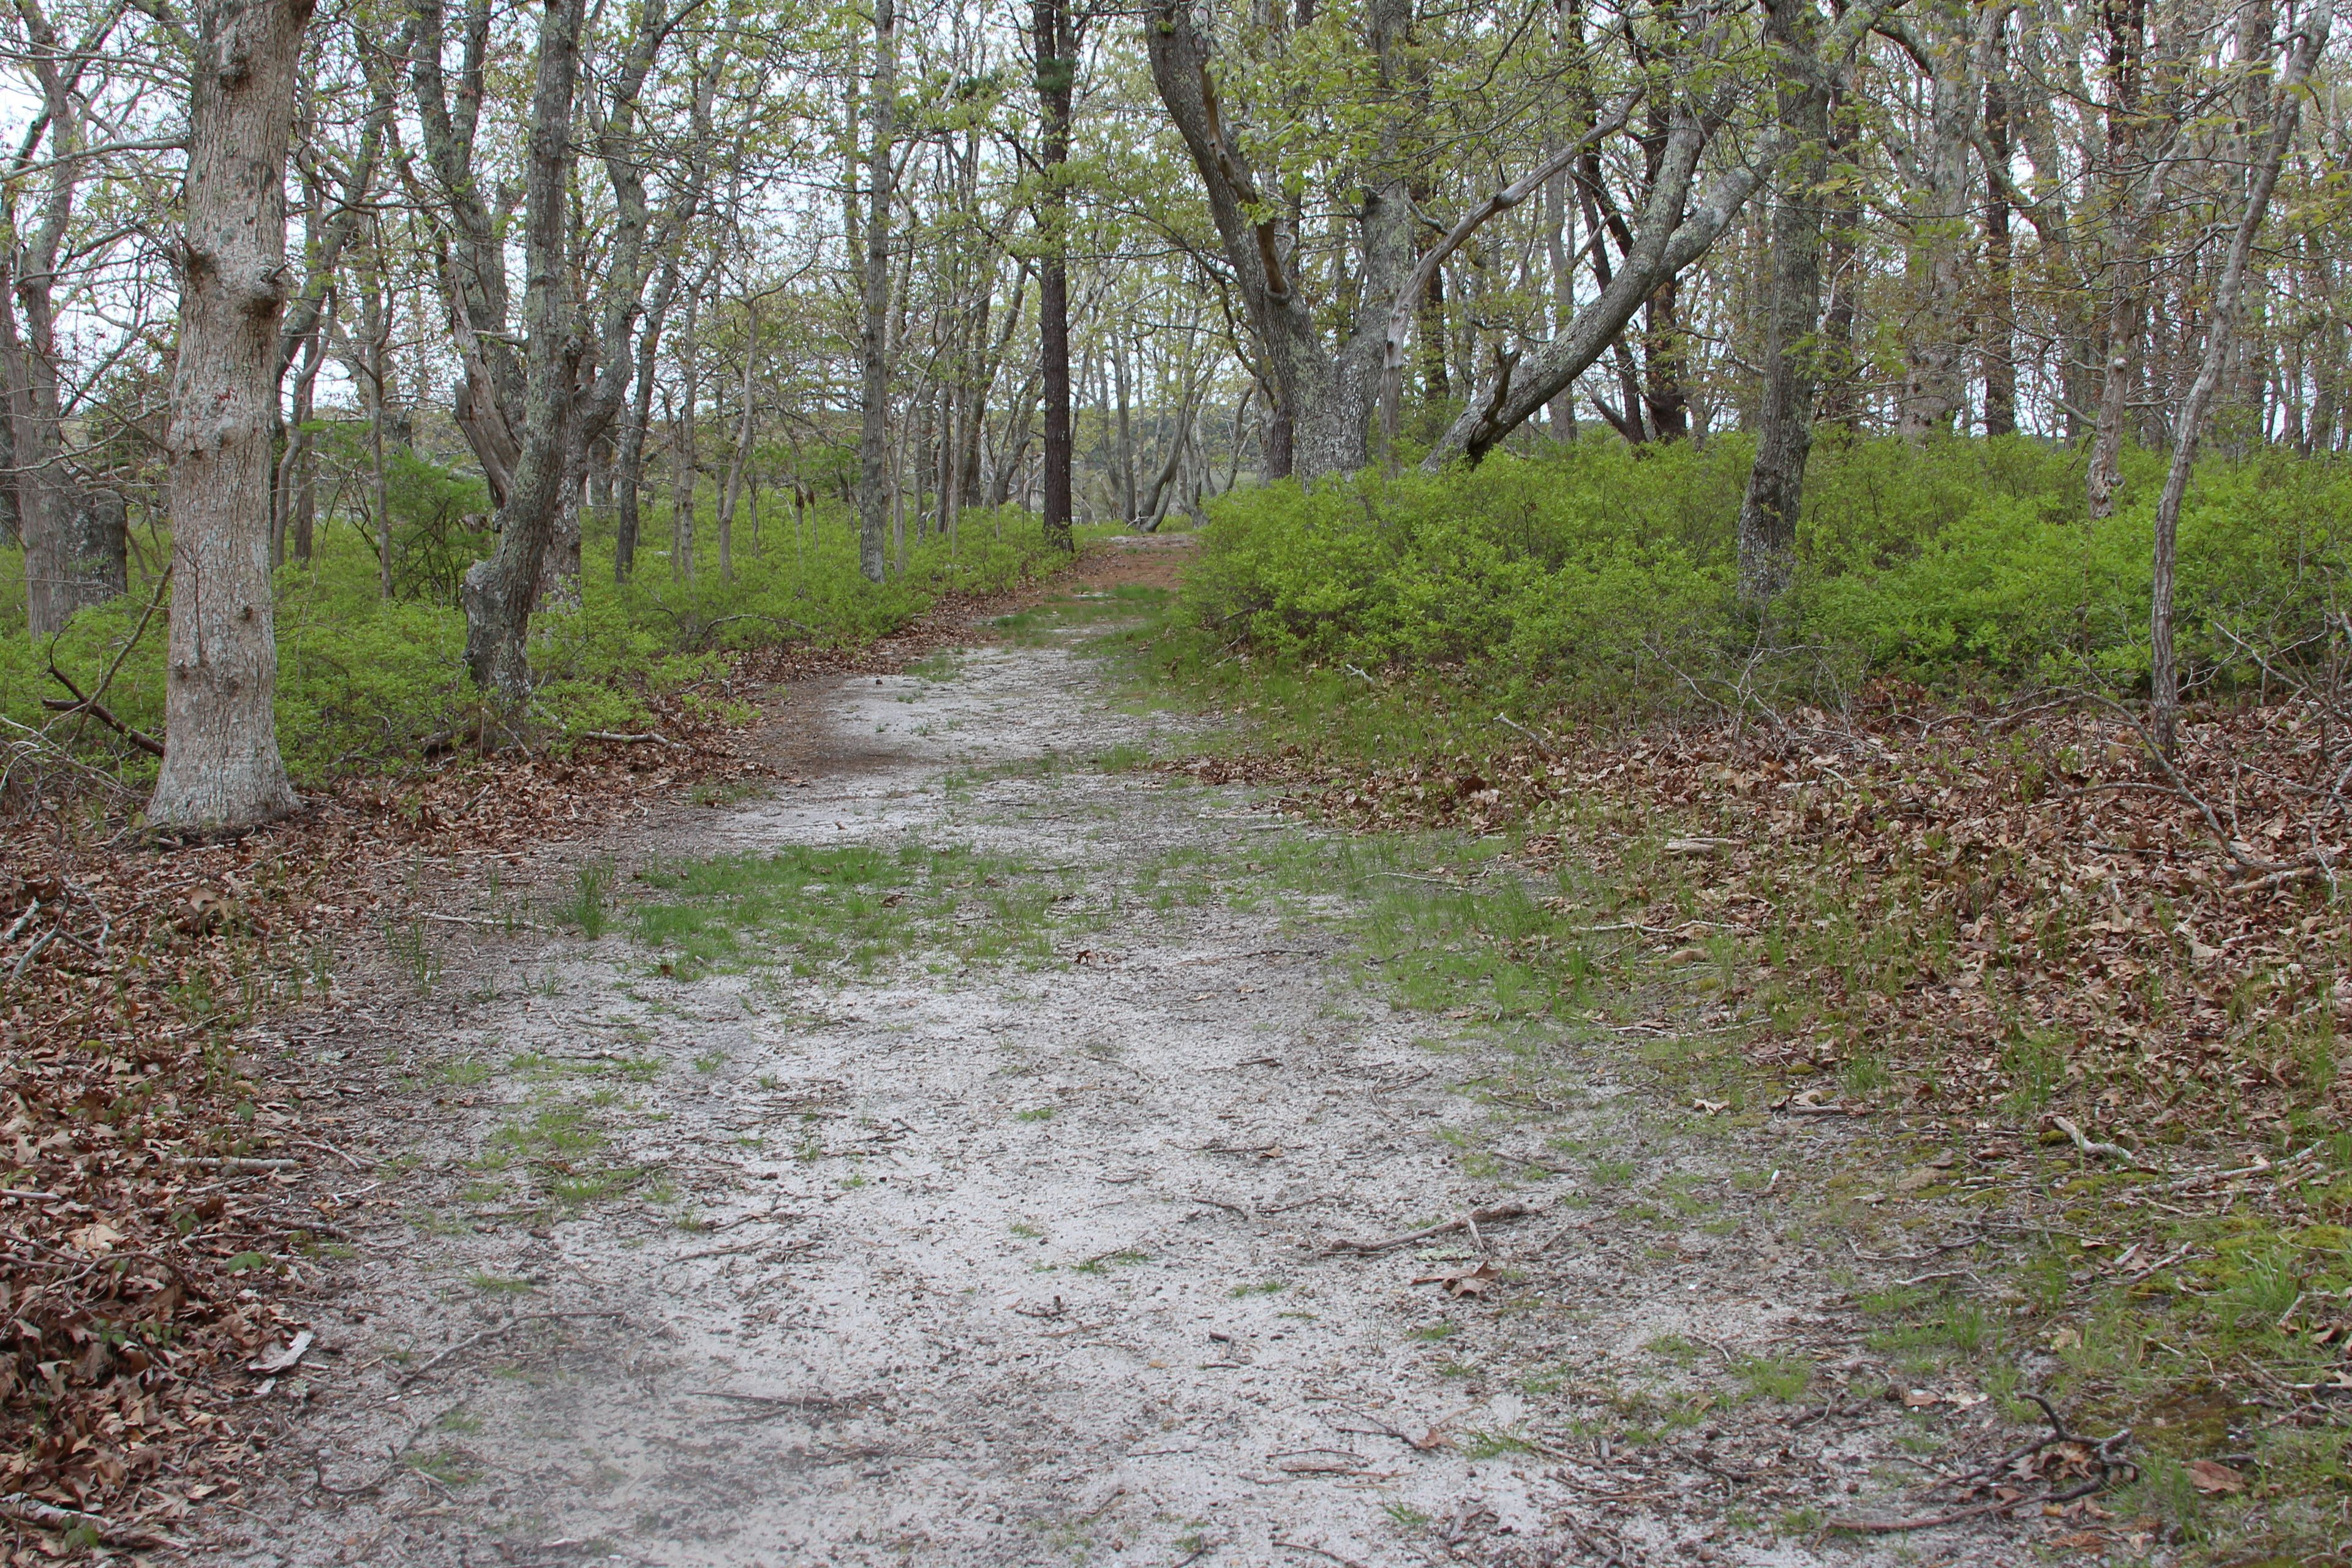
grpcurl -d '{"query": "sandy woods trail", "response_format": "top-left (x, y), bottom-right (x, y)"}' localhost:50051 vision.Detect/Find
top-left (205, 538), bottom-right (2053, 1568)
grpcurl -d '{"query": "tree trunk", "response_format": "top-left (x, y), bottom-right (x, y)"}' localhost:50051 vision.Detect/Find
top-left (148, 0), bottom-right (311, 831)
top-left (1144, 0), bottom-right (1406, 482)
top-left (1035, 0), bottom-right (1076, 548)
top-left (1980, 13), bottom-right (2018, 437)
top-left (367, 288), bottom-right (391, 599)
top-left (858, 0), bottom-right (897, 581)
top-left (271, 325), bottom-right (325, 570)
top-left (459, 0), bottom-right (589, 701)
top-left (1112, 336), bottom-right (1135, 520)
top-left (412, 0), bottom-right (524, 508)
top-left (2085, 0), bottom-right (2149, 518)
top-left (2148, 2), bottom-right (2326, 754)
top-left (5, 0), bottom-right (120, 637)
top-left (1895, 12), bottom-right (1978, 442)
top-left (1736, 0), bottom-right (1831, 605)
top-left (716, 307), bottom-right (756, 581)
top-left (616, 283), bottom-right (672, 582)
top-left (673, 296), bottom-right (701, 584)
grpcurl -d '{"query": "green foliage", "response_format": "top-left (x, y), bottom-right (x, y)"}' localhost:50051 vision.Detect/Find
top-left (1179, 437), bottom-right (2351, 708)
top-left (1, 486), bottom-right (1068, 790)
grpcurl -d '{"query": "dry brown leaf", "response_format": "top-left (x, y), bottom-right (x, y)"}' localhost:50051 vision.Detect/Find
top-left (2187, 1460), bottom-right (2246, 1495)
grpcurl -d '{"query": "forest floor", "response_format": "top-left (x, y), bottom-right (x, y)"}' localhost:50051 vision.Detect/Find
top-left (163, 536), bottom-right (2163, 1568)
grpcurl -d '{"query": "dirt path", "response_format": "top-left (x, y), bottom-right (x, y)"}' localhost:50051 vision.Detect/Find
top-left (211, 544), bottom-right (2027, 1568)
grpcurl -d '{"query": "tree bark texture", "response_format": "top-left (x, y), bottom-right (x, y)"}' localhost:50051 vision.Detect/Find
top-left (1034, 0), bottom-right (1076, 547)
top-left (1736, 0), bottom-right (1831, 605)
top-left (148, 0), bottom-right (312, 831)
top-left (1420, 0), bottom-right (1898, 469)
top-left (1144, 0), bottom-right (1407, 482)
top-left (2148, 1), bottom-right (2327, 754)
top-left (459, 0), bottom-right (587, 699)
top-left (858, 0), bottom-right (897, 581)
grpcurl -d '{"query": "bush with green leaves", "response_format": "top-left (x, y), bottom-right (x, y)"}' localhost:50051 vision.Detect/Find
top-left (1180, 436), bottom-right (2350, 710)
top-left (1, 485), bottom-right (1072, 788)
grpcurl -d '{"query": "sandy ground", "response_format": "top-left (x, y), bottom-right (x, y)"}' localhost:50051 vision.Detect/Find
top-left (204, 547), bottom-right (2038, 1567)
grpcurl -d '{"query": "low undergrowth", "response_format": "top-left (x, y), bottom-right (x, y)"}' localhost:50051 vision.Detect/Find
top-left (2, 494), bottom-right (1088, 792)
top-left (1114, 451), bottom-right (2352, 1562)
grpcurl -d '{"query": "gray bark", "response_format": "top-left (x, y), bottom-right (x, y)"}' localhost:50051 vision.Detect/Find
top-left (858, 0), bottom-right (897, 581)
top-left (1421, 0), bottom-right (1902, 470)
top-left (6, 0), bottom-right (119, 635)
top-left (2148, 1), bottom-right (2328, 753)
top-left (148, 0), bottom-right (311, 830)
top-left (1144, 0), bottom-right (1409, 481)
top-left (458, 0), bottom-right (588, 699)
top-left (1736, 0), bottom-right (1832, 603)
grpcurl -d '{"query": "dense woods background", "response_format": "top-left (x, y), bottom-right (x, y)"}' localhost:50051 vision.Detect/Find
top-left (1, 0), bottom-right (2349, 1553)
top-left (0, 0), bottom-right (2345, 785)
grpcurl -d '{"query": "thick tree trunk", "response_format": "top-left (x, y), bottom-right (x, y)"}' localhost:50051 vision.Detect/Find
top-left (857, 0), bottom-right (897, 581)
top-left (148, 0), bottom-right (311, 831)
top-left (459, 0), bottom-right (588, 701)
top-left (1736, 0), bottom-right (1831, 605)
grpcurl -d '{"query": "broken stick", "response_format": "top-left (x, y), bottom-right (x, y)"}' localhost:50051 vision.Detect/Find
top-left (1318, 1202), bottom-right (1536, 1257)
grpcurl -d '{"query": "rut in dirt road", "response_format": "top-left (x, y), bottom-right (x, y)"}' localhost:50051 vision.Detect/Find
top-left (216, 562), bottom-right (1992, 1567)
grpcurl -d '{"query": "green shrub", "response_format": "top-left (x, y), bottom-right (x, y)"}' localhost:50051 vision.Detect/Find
top-left (1, 485), bottom-right (1071, 788)
top-left (1180, 437), bottom-right (2350, 710)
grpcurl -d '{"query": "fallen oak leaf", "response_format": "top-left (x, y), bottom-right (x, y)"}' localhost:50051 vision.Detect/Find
top-left (1409, 1261), bottom-right (1501, 1298)
top-left (2186, 1460), bottom-right (2245, 1496)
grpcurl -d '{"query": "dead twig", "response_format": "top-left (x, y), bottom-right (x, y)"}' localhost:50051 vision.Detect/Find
top-left (396, 1310), bottom-right (623, 1385)
top-left (579, 730), bottom-right (682, 748)
top-left (415, 911), bottom-right (553, 932)
top-left (1822, 1477), bottom-right (2108, 1534)
top-left (1494, 713), bottom-right (1562, 760)
top-left (1318, 1202), bottom-right (1536, 1257)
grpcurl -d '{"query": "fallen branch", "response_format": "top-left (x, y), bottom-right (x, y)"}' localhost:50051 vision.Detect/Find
top-left (288, 1138), bottom-right (375, 1170)
top-left (1494, 713), bottom-right (1562, 760)
top-left (2050, 1116), bottom-right (2163, 1173)
top-left (0, 1493), bottom-right (183, 1550)
top-left (1318, 1202), bottom-right (1536, 1257)
top-left (42, 666), bottom-right (162, 757)
top-left (1823, 1478), bottom-right (2106, 1534)
top-left (2156, 1142), bottom-right (2322, 1194)
top-left (1826, 1392), bottom-right (2132, 1534)
top-left (415, 911), bottom-right (552, 933)
top-left (579, 730), bottom-right (682, 748)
